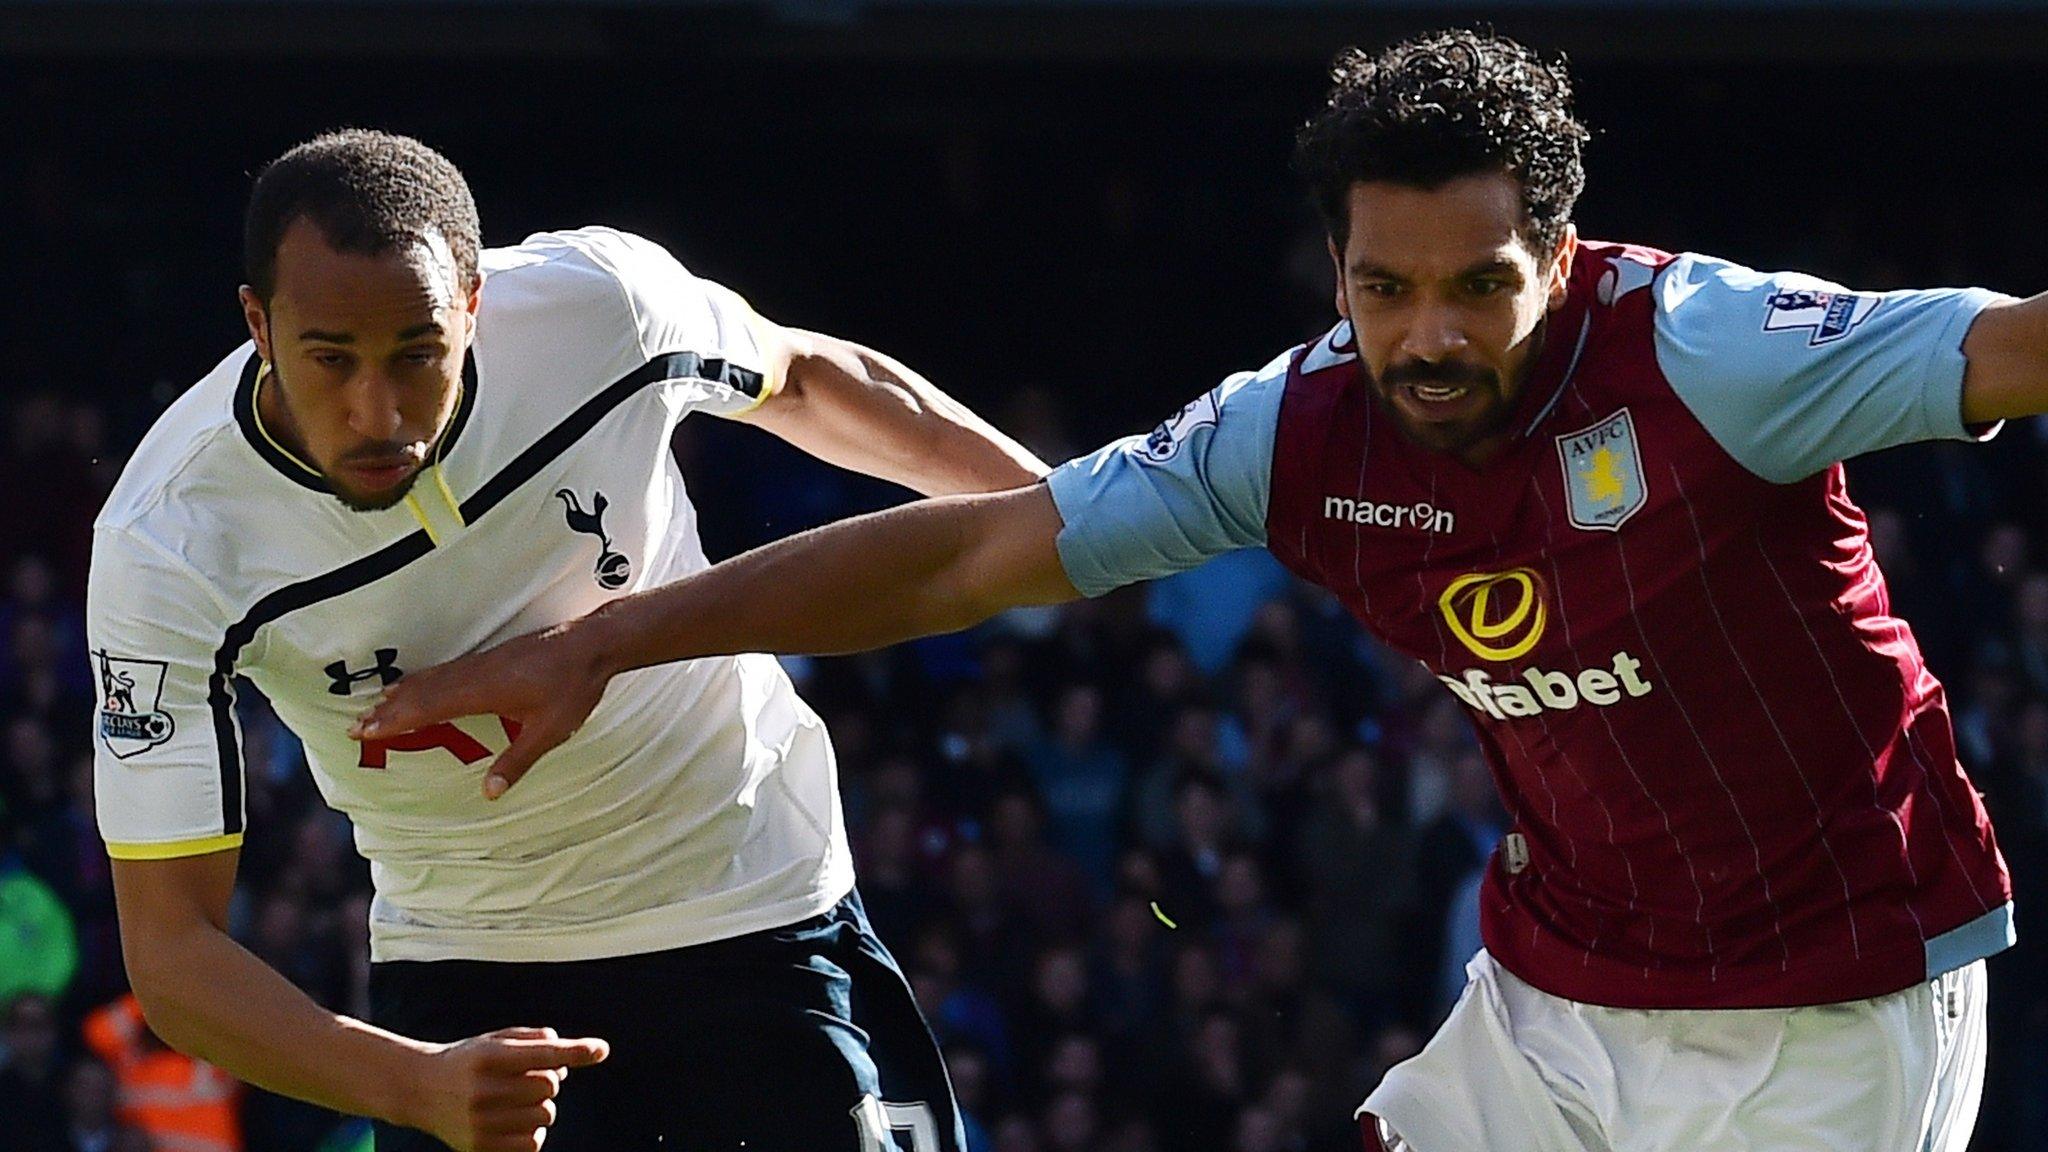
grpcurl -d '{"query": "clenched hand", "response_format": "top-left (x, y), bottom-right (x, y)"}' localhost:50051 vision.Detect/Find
top-left (414, 1026), bottom-right (610, 1152)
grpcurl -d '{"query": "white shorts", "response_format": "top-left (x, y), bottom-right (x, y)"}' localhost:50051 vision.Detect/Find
top-left (1359, 950), bottom-right (1986, 1152)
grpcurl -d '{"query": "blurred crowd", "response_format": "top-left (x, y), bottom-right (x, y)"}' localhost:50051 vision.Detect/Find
top-left (6, 364), bottom-right (2048, 1151)
top-left (6, 48), bottom-right (2048, 1152)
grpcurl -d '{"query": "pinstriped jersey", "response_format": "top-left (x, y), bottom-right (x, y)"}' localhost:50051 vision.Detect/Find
top-left (1047, 240), bottom-right (2015, 1008)
top-left (88, 227), bottom-right (855, 963)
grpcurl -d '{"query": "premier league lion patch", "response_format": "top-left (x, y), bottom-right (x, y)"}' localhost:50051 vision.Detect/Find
top-left (1762, 288), bottom-right (1878, 346)
top-left (1141, 390), bottom-right (1221, 463)
top-left (96, 650), bottom-right (177, 759)
top-left (1556, 409), bottom-right (1648, 532)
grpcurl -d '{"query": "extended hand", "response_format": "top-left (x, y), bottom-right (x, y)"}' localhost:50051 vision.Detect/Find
top-left (414, 1026), bottom-right (610, 1152)
top-left (350, 622), bottom-right (612, 799)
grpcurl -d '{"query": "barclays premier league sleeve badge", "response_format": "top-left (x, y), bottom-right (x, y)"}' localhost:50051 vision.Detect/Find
top-left (95, 650), bottom-right (177, 758)
top-left (1141, 391), bottom-right (1221, 463)
top-left (1761, 288), bottom-right (1878, 346)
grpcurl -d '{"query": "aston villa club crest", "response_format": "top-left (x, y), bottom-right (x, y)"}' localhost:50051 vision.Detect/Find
top-left (96, 650), bottom-right (176, 759)
top-left (1555, 409), bottom-right (1647, 532)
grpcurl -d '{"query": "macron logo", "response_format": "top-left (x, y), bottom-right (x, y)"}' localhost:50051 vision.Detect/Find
top-left (1323, 496), bottom-right (1455, 535)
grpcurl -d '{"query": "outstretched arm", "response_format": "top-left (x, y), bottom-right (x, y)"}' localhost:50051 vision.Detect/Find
top-left (734, 324), bottom-right (1048, 496)
top-left (1961, 293), bottom-right (2048, 424)
top-left (587, 482), bottom-right (1076, 660)
top-left (355, 358), bottom-right (1289, 798)
top-left (356, 483), bottom-right (1076, 796)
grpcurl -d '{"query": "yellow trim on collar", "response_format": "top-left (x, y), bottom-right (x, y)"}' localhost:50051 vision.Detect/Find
top-left (403, 492), bottom-right (444, 546)
top-left (424, 375), bottom-right (467, 526)
top-left (251, 363), bottom-right (322, 477)
top-left (433, 462), bottom-right (466, 526)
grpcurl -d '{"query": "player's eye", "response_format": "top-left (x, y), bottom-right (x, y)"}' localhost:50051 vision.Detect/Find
top-left (310, 350), bottom-right (349, 369)
top-left (1467, 278), bottom-right (1512, 298)
top-left (1359, 281), bottom-right (1403, 299)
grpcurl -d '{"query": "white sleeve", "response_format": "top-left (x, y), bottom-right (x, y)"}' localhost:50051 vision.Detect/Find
top-left (87, 527), bottom-right (246, 859)
top-left (563, 226), bottom-right (784, 419)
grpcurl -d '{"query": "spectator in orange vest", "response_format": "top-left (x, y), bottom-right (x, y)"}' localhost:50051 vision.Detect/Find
top-left (83, 995), bottom-right (240, 1152)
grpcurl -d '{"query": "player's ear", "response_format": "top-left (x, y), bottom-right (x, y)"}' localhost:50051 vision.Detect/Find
top-left (238, 286), bottom-right (272, 363)
top-left (1545, 226), bottom-right (1578, 312)
top-left (461, 271), bottom-right (485, 347)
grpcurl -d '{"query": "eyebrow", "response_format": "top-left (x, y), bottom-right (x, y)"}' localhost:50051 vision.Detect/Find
top-left (1349, 258), bottom-right (1523, 281)
top-left (297, 321), bottom-right (446, 343)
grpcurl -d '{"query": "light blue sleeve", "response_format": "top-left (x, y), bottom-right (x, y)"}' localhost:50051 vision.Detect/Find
top-left (1652, 253), bottom-right (2011, 484)
top-left (1044, 352), bottom-right (1288, 598)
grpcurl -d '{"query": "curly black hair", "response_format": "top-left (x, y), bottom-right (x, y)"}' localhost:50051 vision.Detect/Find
top-left (244, 129), bottom-right (480, 302)
top-left (1292, 29), bottom-right (1588, 254)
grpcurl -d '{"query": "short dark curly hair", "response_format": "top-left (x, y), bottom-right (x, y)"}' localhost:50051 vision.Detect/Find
top-left (1292, 29), bottom-right (1588, 254)
top-left (244, 129), bottom-right (480, 302)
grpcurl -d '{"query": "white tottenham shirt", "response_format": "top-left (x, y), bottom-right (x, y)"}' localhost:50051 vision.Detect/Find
top-left (88, 227), bottom-right (854, 963)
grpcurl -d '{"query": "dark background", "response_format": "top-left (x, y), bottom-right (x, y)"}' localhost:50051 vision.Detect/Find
top-left (2, 4), bottom-right (2045, 1151)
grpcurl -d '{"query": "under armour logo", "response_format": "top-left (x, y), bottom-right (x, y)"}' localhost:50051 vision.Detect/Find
top-left (327, 648), bottom-right (403, 696)
top-left (556, 488), bottom-right (631, 590)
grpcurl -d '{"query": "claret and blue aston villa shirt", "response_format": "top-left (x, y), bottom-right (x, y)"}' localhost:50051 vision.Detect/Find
top-left (1046, 240), bottom-right (2016, 1009)
top-left (89, 228), bottom-right (854, 964)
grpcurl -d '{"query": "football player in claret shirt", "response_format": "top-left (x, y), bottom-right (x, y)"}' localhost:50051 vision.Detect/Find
top-left (89, 131), bottom-right (1047, 1152)
top-left (359, 30), bottom-right (2048, 1152)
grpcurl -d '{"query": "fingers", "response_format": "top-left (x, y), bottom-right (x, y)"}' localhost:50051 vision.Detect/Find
top-left (474, 1119), bottom-right (554, 1152)
top-left (475, 1097), bottom-right (557, 1135)
top-left (468, 1037), bottom-right (591, 1152)
top-left (486, 1026), bottom-right (559, 1041)
top-left (435, 1028), bottom-right (604, 1152)
top-left (479, 1035), bottom-right (611, 1071)
top-left (483, 726), bottom-right (572, 801)
top-left (471, 1090), bottom-right (552, 1123)
top-left (350, 668), bottom-right (472, 741)
top-left (477, 1070), bottom-right (564, 1108)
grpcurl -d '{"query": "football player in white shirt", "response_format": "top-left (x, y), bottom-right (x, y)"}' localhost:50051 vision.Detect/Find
top-left (88, 130), bottom-right (1045, 1152)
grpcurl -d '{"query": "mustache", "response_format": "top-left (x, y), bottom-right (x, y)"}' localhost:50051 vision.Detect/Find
top-left (1381, 360), bottom-right (1498, 390)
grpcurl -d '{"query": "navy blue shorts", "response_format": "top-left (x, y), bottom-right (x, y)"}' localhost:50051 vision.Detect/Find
top-left (369, 889), bottom-right (964, 1151)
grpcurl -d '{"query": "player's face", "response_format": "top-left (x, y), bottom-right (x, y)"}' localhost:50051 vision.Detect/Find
top-left (240, 218), bottom-right (480, 511)
top-left (1333, 172), bottom-right (1572, 462)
